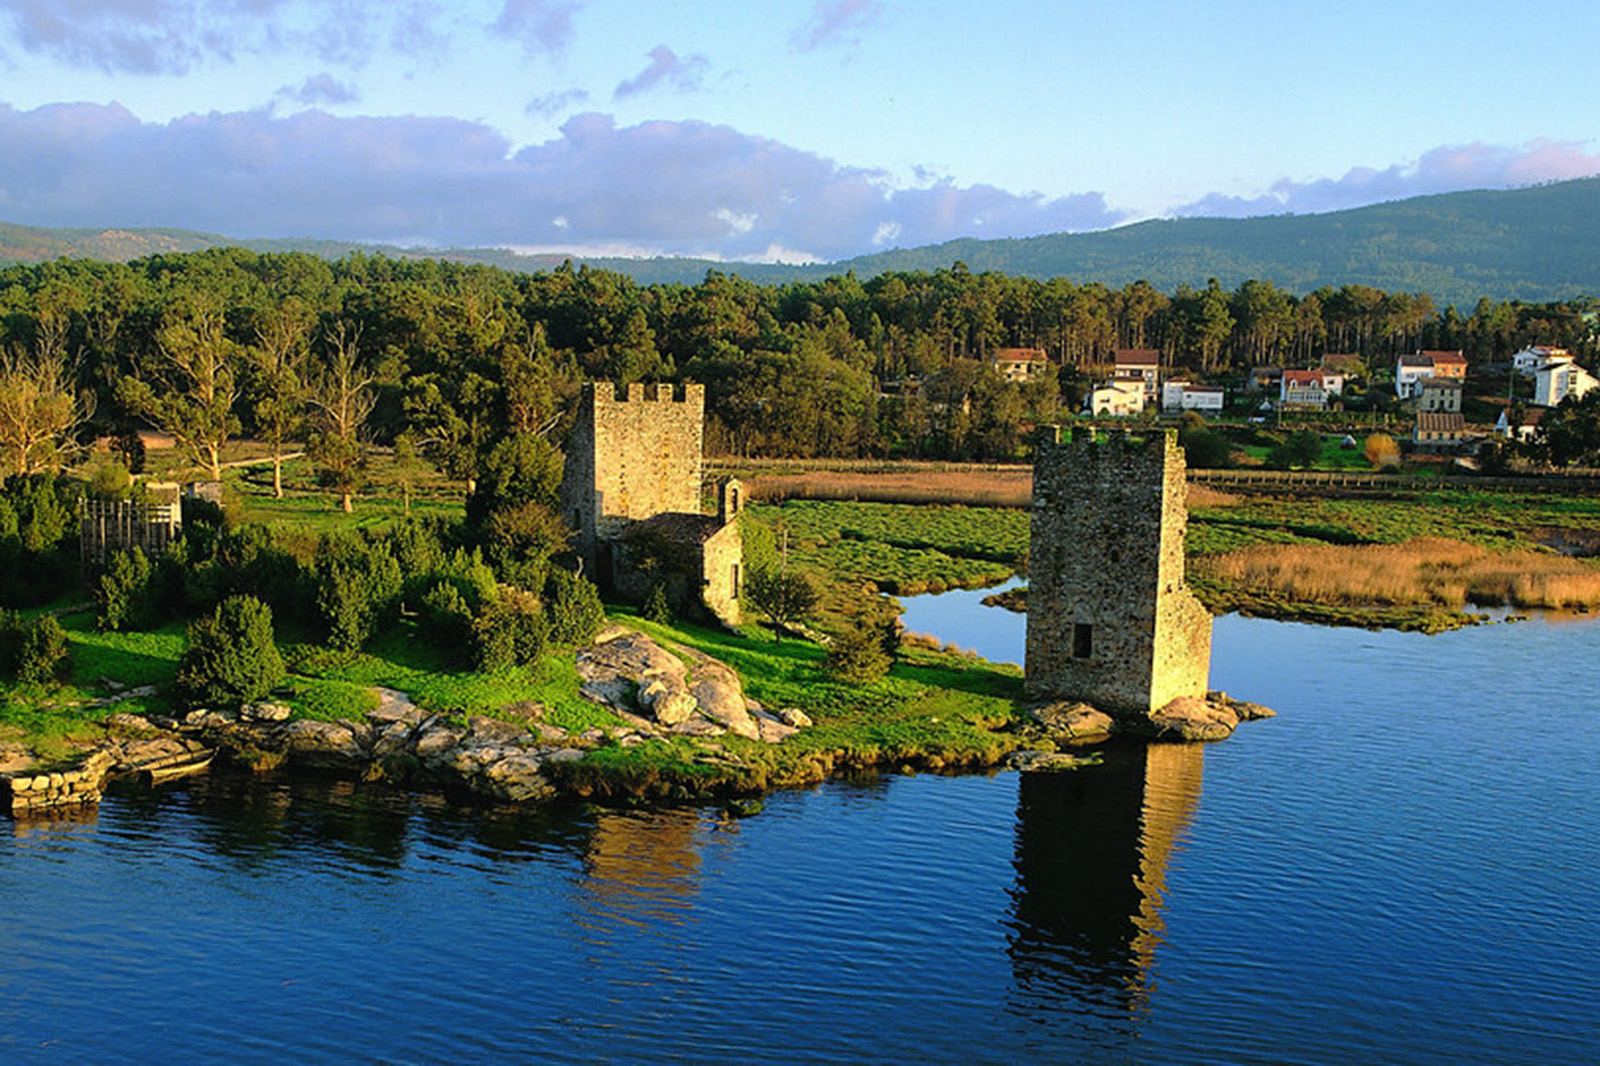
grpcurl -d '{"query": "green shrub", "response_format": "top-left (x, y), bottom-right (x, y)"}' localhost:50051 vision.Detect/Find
top-left (473, 588), bottom-right (550, 671)
top-left (175, 595), bottom-right (286, 710)
top-left (641, 580), bottom-right (673, 625)
top-left (825, 622), bottom-right (891, 684)
top-left (546, 567), bottom-right (605, 647)
top-left (313, 533), bottom-right (403, 653)
top-left (96, 548), bottom-right (159, 631)
top-left (420, 579), bottom-right (475, 660)
top-left (14, 615), bottom-right (70, 686)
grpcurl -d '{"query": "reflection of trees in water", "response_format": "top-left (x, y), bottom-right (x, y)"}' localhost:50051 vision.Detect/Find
top-left (1008, 742), bottom-right (1205, 1036)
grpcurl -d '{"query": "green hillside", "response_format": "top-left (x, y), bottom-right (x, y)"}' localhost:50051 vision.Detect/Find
top-left (6, 177), bottom-right (1600, 305)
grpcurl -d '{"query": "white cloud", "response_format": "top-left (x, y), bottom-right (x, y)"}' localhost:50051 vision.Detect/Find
top-left (613, 45), bottom-right (709, 99)
top-left (792, 0), bottom-right (882, 52)
top-left (0, 103), bottom-right (1128, 259)
top-left (492, 0), bottom-right (583, 55)
top-left (1173, 140), bottom-right (1600, 218)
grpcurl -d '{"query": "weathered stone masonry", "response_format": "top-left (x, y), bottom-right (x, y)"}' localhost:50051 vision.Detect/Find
top-left (1025, 427), bottom-right (1212, 715)
top-left (559, 382), bottom-right (742, 626)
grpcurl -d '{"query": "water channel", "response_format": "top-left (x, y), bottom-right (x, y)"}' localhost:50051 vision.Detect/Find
top-left (3, 597), bottom-right (1598, 1062)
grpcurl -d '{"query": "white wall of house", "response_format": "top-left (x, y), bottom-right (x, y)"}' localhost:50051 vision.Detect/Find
top-left (1089, 383), bottom-right (1146, 416)
top-left (1534, 362), bottom-right (1599, 407)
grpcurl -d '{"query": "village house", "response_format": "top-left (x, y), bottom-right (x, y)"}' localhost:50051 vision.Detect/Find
top-left (1087, 381), bottom-right (1146, 417)
top-left (1112, 349), bottom-right (1161, 401)
top-left (1415, 378), bottom-right (1463, 414)
top-left (1513, 345), bottom-right (1572, 377)
top-left (1395, 350), bottom-right (1467, 398)
top-left (1413, 411), bottom-right (1467, 451)
top-left (1533, 359), bottom-right (1599, 407)
top-left (1495, 406), bottom-right (1545, 443)
top-left (1280, 369), bottom-right (1342, 408)
top-left (989, 347), bottom-right (1048, 383)
top-left (1160, 380), bottom-right (1225, 414)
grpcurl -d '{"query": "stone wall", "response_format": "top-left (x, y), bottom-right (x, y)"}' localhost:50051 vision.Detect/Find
top-left (3, 751), bottom-right (112, 815)
top-left (1025, 427), bottom-right (1212, 715)
top-left (560, 382), bottom-right (705, 578)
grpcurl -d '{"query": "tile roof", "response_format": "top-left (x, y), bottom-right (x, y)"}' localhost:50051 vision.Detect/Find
top-left (1113, 349), bottom-right (1161, 367)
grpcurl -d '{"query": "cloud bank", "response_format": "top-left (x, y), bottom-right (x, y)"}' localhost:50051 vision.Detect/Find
top-left (0, 102), bottom-right (1125, 260)
top-left (1174, 140), bottom-right (1600, 218)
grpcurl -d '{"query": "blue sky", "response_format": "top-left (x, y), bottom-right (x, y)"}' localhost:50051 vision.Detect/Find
top-left (3, 0), bottom-right (1599, 262)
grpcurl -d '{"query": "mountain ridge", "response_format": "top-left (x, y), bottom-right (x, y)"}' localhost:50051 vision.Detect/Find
top-left (5, 177), bottom-right (1599, 306)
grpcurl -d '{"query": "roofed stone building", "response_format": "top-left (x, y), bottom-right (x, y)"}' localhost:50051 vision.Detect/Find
top-left (559, 382), bottom-right (742, 626)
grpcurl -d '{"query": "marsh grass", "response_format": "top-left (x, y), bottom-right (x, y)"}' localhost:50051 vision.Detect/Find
top-left (1196, 537), bottom-right (1600, 610)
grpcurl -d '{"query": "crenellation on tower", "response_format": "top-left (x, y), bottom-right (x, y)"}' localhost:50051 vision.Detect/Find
top-left (1024, 428), bottom-right (1212, 716)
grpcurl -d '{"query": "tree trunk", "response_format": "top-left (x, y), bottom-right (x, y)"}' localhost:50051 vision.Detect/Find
top-left (273, 453), bottom-right (283, 499)
top-left (341, 491), bottom-right (353, 514)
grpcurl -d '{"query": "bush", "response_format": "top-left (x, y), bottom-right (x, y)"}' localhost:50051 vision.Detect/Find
top-left (420, 579), bottom-right (475, 661)
top-left (313, 533), bottom-right (403, 654)
top-left (546, 567), bottom-right (605, 647)
top-left (96, 548), bottom-right (159, 631)
top-left (1364, 432), bottom-right (1402, 469)
top-left (1179, 427), bottom-right (1234, 469)
top-left (175, 595), bottom-right (286, 710)
top-left (825, 622), bottom-right (891, 684)
top-left (641, 580), bottom-right (673, 625)
top-left (473, 588), bottom-right (549, 671)
top-left (745, 567), bottom-right (819, 642)
top-left (14, 615), bottom-right (70, 685)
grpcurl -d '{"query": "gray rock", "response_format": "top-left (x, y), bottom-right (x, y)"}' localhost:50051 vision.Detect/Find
top-left (243, 702), bottom-right (292, 723)
top-left (283, 719), bottom-right (366, 766)
top-left (1029, 701), bottom-right (1115, 740)
top-left (773, 707), bottom-right (813, 729)
top-left (1141, 696), bottom-right (1238, 742)
top-left (1006, 750), bottom-right (1089, 772)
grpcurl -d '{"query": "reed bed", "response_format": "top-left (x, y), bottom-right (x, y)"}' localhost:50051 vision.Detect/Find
top-left (744, 468), bottom-right (1032, 508)
top-left (1196, 536), bottom-right (1600, 610)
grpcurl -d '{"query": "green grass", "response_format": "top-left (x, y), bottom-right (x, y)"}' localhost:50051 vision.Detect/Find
top-left (750, 499), bottom-right (1026, 594)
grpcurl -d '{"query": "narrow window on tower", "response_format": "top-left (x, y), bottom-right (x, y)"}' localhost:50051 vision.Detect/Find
top-left (1072, 623), bottom-right (1093, 659)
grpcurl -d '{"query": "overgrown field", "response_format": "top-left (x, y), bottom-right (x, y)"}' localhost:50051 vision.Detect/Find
top-left (748, 499), bottom-right (1028, 595)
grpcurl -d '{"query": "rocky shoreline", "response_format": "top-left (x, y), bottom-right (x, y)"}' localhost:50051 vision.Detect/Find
top-left (2, 626), bottom-right (1273, 818)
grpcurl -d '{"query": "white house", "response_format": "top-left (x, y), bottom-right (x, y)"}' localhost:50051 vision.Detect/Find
top-left (989, 347), bottom-right (1048, 383)
top-left (1281, 370), bottom-right (1335, 408)
top-left (1088, 381), bottom-right (1147, 417)
top-left (1112, 349), bottom-right (1161, 401)
top-left (1161, 380), bottom-right (1225, 414)
top-left (1533, 360), bottom-right (1600, 407)
top-left (1495, 406), bottom-right (1545, 442)
top-left (1395, 350), bottom-right (1468, 398)
top-left (1512, 345), bottom-right (1571, 378)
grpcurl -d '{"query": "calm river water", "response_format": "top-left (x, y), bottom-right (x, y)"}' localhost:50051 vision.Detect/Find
top-left (3, 600), bottom-right (1598, 1063)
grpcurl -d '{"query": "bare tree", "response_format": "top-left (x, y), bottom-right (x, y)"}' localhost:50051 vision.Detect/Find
top-left (117, 297), bottom-right (240, 481)
top-left (250, 299), bottom-right (313, 498)
top-left (0, 343), bottom-right (92, 476)
top-left (306, 322), bottom-right (375, 513)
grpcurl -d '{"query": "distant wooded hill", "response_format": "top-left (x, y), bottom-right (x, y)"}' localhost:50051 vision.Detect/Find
top-left (6, 176), bottom-right (1600, 307)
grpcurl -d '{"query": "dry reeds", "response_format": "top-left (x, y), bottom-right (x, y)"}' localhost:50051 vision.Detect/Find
top-left (744, 467), bottom-right (1032, 507)
top-left (1195, 536), bottom-right (1600, 610)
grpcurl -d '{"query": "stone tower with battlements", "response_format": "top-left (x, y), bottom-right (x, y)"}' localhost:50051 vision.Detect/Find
top-left (560, 381), bottom-right (742, 626)
top-left (561, 382), bottom-right (706, 575)
top-left (1025, 427), bottom-right (1212, 715)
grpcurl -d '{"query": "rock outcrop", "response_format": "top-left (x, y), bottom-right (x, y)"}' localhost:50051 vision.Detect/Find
top-left (576, 626), bottom-right (802, 744)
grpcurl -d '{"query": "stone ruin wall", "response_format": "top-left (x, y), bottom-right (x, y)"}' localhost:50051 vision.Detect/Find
top-left (1025, 427), bottom-right (1212, 715)
top-left (560, 382), bottom-right (705, 571)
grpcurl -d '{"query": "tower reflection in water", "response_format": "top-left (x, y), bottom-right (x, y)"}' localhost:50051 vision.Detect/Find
top-left (1009, 741), bottom-right (1205, 1027)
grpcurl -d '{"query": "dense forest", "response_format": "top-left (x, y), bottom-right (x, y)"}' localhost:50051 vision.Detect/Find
top-left (1, 248), bottom-right (1596, 479)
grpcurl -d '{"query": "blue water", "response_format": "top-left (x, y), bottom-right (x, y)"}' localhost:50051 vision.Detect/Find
top-left (3, 612), bottom-right (1598, 1063)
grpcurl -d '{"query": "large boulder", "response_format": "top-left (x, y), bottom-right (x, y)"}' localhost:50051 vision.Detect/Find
top-left (1029, 701), bottom-right (1115, 741)
top-left (1140, 696), bottom-right (1239, 742)
top-left (283, 719), bottom-right (368, 768)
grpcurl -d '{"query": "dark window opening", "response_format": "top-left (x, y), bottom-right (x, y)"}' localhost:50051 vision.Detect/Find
top-left (731, 562), bottom-right (741, 600)
top-left (1072, 623), bottom-right (1093, 659)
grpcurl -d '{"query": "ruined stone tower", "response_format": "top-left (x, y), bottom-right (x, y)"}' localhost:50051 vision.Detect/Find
top-left (559, 381), bottom-right (742, 626)
top-left (561, 381), bottom-right (706, 574)
top-left (1024, 427), bottom-right (1212, 715)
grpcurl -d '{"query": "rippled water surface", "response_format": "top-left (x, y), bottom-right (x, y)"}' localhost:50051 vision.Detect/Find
top-left (4, 612), bottom-right (1598, 1063)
